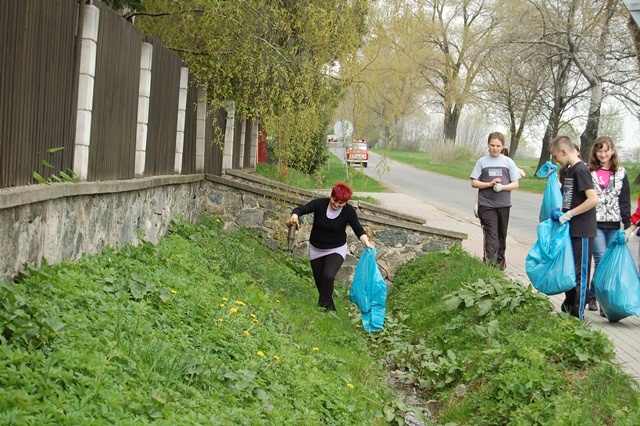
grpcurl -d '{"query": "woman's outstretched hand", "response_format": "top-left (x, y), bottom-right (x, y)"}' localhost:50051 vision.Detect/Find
top-left (286, 214), bottom-right (300, 230)
top-left (360, 235), bottom-right (374, 248)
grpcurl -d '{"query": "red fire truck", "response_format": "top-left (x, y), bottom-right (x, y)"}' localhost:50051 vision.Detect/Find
top-left (346, 140), bottom-right (368, 168)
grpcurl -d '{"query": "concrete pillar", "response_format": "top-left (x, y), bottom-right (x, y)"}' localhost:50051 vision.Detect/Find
top-left (223, 101), bottom-right (235, 170)
top-left (135, 42), bottom-right (153, 177)
top-left (174, 67), bottom-right (188, 174)
top-left (73, 5), bottom-right (99, 181)
top-left (195, 85), bottom-right (207, 173)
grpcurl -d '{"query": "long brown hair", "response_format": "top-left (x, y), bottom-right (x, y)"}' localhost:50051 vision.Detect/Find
top-left (589, 136), bottom-right (619, 172)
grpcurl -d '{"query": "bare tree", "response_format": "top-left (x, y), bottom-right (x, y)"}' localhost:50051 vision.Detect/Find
top-left (395, 0), bottom-right (501, 144)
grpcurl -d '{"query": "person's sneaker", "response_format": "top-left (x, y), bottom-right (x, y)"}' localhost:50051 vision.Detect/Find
top-left (588, 298), bottom-right (598, 311)
top-left (600, 308), bottom-right (606, 318)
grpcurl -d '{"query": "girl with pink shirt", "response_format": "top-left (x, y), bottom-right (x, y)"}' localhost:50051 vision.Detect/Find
top-left (589, 137), bottom-right (631, 315)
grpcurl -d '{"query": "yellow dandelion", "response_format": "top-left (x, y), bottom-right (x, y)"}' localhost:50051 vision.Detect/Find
top-left (347, 383), bottom-right (354, 389)
top-left (244, 330), bottom-right (250, 336)
top-left (257, 351), bottom-right (265, 357)
top-left (217, 318), bottom-right (223, 322)
top-left (230, 307), bottom-right (238, 313)
top-left (235, 300), bottom-right (246, 306)
top-left (252, 319), bottom-right (259, 324)
top-left (276, 300), bottom-right (280, 303)
top-left (220, 303), bottom-right (225, 307)
top-left (274, 356), bottom-right (280, 362)
top-left (250, 314), bottom-right (256, 318)
top-left (170, 289), bottom-right (177, 294)
top-left (216, 218), bottom-right (220, 222)
top-left (312, 347), bottom-right (319, 351)
top-left (222, 297), bottom-right (228, 301)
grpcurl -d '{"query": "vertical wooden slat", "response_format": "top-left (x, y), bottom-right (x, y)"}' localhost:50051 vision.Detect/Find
top-left (205, 107), bottom-right (226, 176)
top-left (181, 78), bottom-right (198, 175)
top-left (0, 0), bottom-right (79, 188)
top-left (88, 1), bottom-right (140, 181)
top-left (145, 35), bottom-right (181, 177)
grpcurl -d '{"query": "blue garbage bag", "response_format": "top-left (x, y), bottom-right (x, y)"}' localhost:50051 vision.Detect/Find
top-left (526, 219), bottom-right (576, 295)
top-left (349, 248), bottom-right (387, 332)
top-left (536, 161), bottom-right (562, 223)
top-left (593, 230), bottom-right (640, 322)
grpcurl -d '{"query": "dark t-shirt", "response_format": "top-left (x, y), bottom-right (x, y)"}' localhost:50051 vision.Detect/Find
top-left (561, 162), bottom-right (596, 238)
top-left (292, 198), bottom-right (366, 249)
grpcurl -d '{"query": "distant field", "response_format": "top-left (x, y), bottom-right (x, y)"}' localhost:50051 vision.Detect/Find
top-left (372, 149), bottom-right (640, 197)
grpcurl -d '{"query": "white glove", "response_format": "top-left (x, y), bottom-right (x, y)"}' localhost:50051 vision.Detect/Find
top-left (559, 210), bottom-right (573, 225)
top-left (493, 183), bottom-right (503, 193)
top-left (625, 227), bottom-right (636, 242)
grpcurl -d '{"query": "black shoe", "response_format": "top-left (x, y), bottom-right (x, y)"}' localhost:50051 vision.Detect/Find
top-left (600, 308), bottom-right (606, 318)
top-left (588, 299), bottom-right (598, 311)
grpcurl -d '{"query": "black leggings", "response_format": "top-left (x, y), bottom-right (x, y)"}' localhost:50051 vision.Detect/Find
top-left (310, 253), bottom-right (344, 311)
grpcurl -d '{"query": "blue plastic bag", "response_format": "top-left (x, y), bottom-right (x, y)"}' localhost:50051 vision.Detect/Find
top-left (536, 161), bottom-right (562, 222)
top-left (526, 219), bottom-right (576, 295)
top-left (349, 248), bottom-right (387, 332)
top-left (593, 230), bottom-right (640, 322)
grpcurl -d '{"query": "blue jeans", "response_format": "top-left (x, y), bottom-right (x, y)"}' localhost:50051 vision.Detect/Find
top-left (591, 228), bottom-right (619, 300)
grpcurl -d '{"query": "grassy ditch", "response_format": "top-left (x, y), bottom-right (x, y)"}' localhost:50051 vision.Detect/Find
top-left (372, 246), bottom-right (640, 424)
top-left (0, 215), bottom-right (401, 425)
top-left (2, 216), bottom-right (639, 424)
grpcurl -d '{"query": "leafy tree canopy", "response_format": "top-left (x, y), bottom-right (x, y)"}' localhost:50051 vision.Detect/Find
top-left (131, 0), bottom-right (369, 173)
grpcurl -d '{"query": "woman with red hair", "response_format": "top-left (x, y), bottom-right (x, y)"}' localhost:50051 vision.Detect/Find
top-left (286, 182), bottom-right (374, 311)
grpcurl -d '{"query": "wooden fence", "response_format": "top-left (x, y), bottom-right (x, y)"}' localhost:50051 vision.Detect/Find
top-left (0, 0), bottom-right (255, 190)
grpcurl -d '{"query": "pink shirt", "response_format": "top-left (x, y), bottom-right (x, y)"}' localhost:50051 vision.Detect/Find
top-left (595, 169), bottom-right (612, 190)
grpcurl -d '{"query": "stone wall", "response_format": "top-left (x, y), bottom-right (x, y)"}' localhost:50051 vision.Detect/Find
top-left (203, 171), bottom-right (466, 282)
top-left (0, 175), bottom-right (205, 280)
top-left (0, 173), bottom-right (467, 283)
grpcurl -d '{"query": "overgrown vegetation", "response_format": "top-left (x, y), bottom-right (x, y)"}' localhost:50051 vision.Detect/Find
top-left (369, 247), bottom-right (640, 424)
top-left (0, 215), bottom-right (402, 424)
top-left (2, 209), bottom-right (639, 424)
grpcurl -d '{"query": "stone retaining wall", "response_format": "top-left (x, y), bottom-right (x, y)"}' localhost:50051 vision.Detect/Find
top-left (0, 173), bottom-right (467, 283)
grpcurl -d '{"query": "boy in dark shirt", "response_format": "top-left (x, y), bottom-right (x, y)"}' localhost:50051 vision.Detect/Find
top-left (549, 136), bottom-right (599, 319)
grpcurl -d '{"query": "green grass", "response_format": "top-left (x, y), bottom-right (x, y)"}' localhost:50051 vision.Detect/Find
top-left (372, 246), bottom-right (640, 425)
top-left (2, 215), bottom-right (639, 424)
top-left (256, 154), bottom-right (386, 194)
top-left (0, 216), bottom-right (396, 424)
top-left (373, 149), bottom-right (640, 196)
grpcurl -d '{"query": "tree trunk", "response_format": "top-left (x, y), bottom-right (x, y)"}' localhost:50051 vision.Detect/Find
top-left (579, 100), bottom-right (600, 161)
top-left (536, 104), bottom-right (562, 172)
top-left (443, 104), bottom-right (460, 144)
top-left (627, 16), bottom-right (640, 71)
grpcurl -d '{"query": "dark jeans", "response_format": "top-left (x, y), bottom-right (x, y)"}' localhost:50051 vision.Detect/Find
top-left (478, 206), bottom-right (511, 269)
top-left (562, 237), bottom-right (593, 319)
top-left (310, 253), bottom-right (344, 311)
